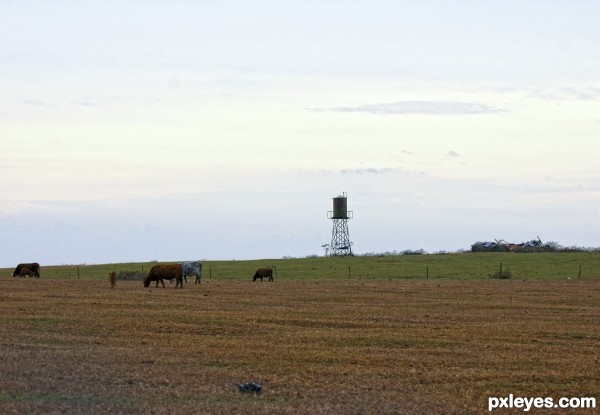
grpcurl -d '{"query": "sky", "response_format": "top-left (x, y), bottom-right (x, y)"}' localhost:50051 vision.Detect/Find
top-left (1, 1), bottom-right (600, 266)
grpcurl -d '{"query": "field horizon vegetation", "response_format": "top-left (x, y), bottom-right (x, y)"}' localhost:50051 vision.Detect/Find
top-left (2, 252), bottom-right (599, 414)
top-left (3, 251), bottom-right (600, 281)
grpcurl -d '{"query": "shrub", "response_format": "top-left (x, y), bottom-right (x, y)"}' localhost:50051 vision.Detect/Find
top-left (490, 267), bottom-right (512, 279)
top-left (117, 271), bottom-right (145, 281)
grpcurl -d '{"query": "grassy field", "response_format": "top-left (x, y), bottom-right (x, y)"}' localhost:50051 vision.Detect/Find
top-left (2, 252), bottom-right (600, 281)
top-left (1, 254), bottom-right (599, 414)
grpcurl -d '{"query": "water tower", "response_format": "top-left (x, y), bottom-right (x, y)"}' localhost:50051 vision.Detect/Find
top-left (327, 192), bottom-right (353, 256)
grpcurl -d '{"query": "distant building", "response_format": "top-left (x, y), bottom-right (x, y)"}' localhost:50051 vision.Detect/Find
top-left (472, 238), bottom-right (545, 253)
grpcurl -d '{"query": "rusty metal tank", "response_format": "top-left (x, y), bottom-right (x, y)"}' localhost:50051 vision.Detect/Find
top-left (332, 195), bottom-right (348, 219)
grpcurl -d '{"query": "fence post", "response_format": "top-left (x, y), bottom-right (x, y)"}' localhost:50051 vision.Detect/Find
top-left (348, 266), bottom-right (351, 279)
top-left (579, 265), bottom-right (582, 279)
top-left (427, 266), bottom-right (429, 278)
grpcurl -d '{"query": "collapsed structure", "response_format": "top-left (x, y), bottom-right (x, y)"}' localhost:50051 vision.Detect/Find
top-left (471, 238), bottom-right (547, 253)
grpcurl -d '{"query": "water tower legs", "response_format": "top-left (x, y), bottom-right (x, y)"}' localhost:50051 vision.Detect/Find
top-left (330, 218), bottom-right (352, 256)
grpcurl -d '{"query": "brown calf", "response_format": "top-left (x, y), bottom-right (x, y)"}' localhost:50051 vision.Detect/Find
top-left (109, 271), bottom-right (117, 288)
top-left (18, 268), bottom-right (34, 278)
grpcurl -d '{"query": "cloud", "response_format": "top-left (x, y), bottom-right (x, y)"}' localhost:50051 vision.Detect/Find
top-left (20, 99), bottom-right (49, 107)
top-left (448, 150), bottom-right (460, 158)
top-left (340, 167), bottom-right (394, 174)
top-left (337, 167), bottom-right (426, 177)
top-left (316, 100), bottom-right (505, 115)
top-left (75, 96), bottom-right (118, 107)
top-left (530, 86), bottom-right (600, 101)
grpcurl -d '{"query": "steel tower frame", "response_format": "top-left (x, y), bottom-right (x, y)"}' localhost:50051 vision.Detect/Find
top-left (330, 218), bottom-right (352, 256)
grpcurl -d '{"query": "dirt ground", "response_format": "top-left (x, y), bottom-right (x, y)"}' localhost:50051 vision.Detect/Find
top-left (1, 278), bottom-right (599, 414)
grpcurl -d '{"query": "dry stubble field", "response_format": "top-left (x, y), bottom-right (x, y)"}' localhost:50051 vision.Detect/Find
top-left (1, 277), bottom-right (599, 414)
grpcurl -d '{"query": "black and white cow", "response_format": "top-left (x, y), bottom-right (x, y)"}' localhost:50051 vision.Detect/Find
top-left (182, 261), bottom-right (202, 284)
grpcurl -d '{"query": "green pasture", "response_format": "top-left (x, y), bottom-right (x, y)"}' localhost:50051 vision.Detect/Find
top-left (2, 252), bottom-right (600, 281)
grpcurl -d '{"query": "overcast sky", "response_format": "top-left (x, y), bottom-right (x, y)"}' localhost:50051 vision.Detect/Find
top-left (1, 1), bottom-right (600, 266)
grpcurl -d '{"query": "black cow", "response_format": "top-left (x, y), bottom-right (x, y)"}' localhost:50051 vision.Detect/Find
top-left (12, 263), bottom-right (40, 278)
top-left (253, 268), bottom-right (273, 282)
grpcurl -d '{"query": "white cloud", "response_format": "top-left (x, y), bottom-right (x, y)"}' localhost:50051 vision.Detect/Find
top-left (74, 96), bottom-right (119, 107)
top-left (20, 99), bottom-right (49, 107)
top-left (321, 100), bottom-right (505, 115)
top-left (530, 86), bottom-right (600, 101)
top-left (340, 167), bottom-right (394, 175)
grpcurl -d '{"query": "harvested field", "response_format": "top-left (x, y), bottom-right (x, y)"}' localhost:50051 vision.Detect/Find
top-left (0, 278), bottom-right (599, 414)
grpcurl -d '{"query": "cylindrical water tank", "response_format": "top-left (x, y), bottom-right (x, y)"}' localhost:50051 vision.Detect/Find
top-left (332, 196), bottom-right (347, 219)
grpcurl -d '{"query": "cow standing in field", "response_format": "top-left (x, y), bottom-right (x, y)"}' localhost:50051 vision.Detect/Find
top-left (109, 271), bottom-right (117, 289)
top-left (18, 268), bottom-right (34, 278)
top-left (144, 264), bottom-right (184, 288)
top-left (182, 261), bottom-right (202, 284)
top-left (253, 268), bottom-right (273, 282)
top-left (12, 263), bottom-right (40, 279)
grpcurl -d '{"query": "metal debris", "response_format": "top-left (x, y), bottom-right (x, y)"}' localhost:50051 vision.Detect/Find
top-left (236, 382), bottom-right (262, 393)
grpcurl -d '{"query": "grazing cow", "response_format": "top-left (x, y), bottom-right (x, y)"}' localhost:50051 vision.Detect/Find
top-left (182, 261), bottom-right (202, 284)
top-left (253, 268), bottom-right (273, 282)
top-left (109, 271), bottom-right (117, 289)
top-left (144, 264), bottom-right (183, 288)
top-left (18, 268), bottom-right (34, 278)
top-left (12, 263), bottom-right (40, 279)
